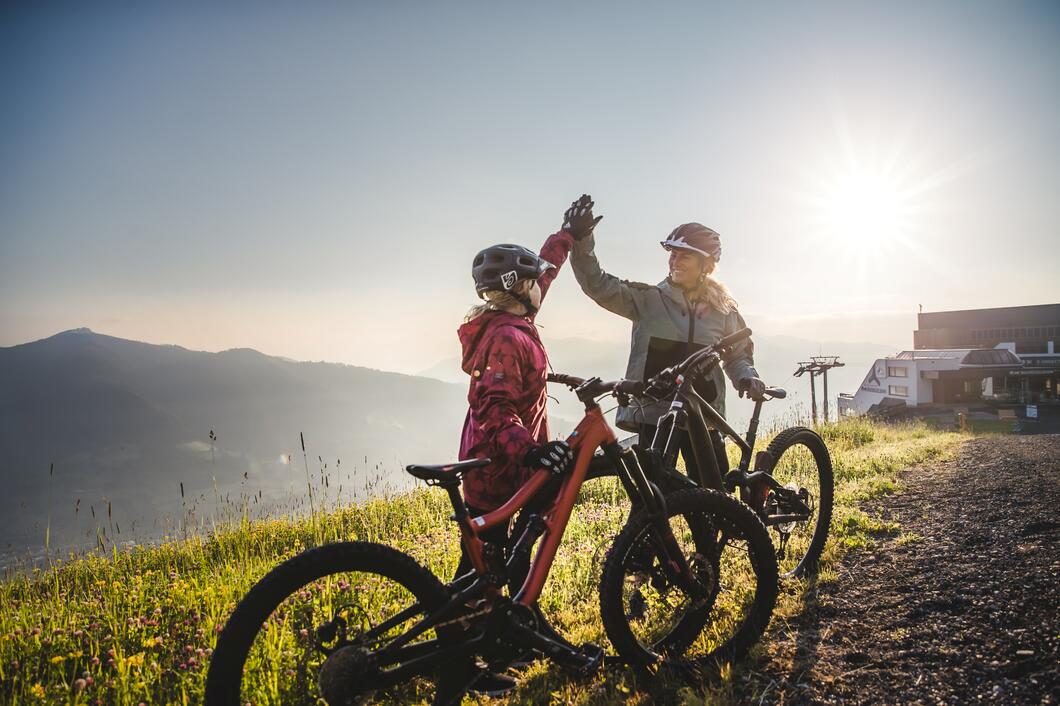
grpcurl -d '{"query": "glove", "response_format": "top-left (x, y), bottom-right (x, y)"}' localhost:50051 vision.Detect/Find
top-left (562, 194), bottom-right (603, 241)
top-left (738, 376), bottom-right (767, 401)
top-left (524, 440), bottom-right (576, 475)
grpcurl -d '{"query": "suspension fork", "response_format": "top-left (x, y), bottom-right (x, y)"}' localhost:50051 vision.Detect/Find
top-left (602, 441), bottom-right (703, 595)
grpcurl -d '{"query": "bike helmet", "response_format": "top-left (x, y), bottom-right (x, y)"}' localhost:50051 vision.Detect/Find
top-left (660, 223), bottom-right (722, 262)
top-left (471, 244), bottom-right (554, 297)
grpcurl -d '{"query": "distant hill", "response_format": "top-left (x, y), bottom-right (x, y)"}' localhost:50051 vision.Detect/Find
top-left (0, 329), bottom-right (468, 559)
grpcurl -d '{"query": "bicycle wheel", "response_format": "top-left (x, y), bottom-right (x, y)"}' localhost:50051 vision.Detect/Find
top-left (762, 426), bottom-right (834, 578)
top-left (599, 488), bottom-right (778, 669)
top-left (205, 542), bottom-right (467, 706)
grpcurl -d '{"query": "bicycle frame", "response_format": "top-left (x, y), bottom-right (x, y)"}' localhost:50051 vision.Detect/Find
top-left (647, 354), bottom-right (812, 524)
top-left (453, 403), bottom-right (618, 605)
top-left (361, 387), bottom-right (689, 682)
top-left (651, 369), bottom-right (755, 487)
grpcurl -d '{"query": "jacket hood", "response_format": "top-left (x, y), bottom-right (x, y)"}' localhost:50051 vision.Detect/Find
top-left (458, 310), bottom-right (536, 374)
top-left (659, 277), bottom-right (736, 314)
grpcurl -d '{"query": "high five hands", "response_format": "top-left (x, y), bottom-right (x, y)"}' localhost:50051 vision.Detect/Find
top-left (563, 194), bottom-right (603, 241)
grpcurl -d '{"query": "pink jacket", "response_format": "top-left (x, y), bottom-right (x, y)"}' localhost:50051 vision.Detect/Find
top-left (457, 230), bottom-right (573, 510)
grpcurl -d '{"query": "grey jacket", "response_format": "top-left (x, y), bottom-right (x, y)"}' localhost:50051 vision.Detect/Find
top-left (570, 234), bottom-right (758, 432)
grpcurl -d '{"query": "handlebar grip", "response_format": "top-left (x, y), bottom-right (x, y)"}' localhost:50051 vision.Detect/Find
top-left (547, 373), bottom-right (585, 388)
top-left (766, 387), bottom-right (787, 399)
top-left (715, 327), bottom-right (752, 350)
top-left (614, 379), bottom-right (645, 396)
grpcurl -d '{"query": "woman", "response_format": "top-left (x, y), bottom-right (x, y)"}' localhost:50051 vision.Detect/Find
top-left (454, 195), bottom-right (598, 694)
top-left (569, 210), bottom-right (766, 487)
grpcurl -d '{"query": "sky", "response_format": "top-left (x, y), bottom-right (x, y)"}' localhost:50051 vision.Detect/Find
top-left (2, 0), bottom-right (1058, 375)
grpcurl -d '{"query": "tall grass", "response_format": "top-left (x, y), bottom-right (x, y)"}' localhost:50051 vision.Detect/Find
top-left (0, 418), bottom-right (965, 705)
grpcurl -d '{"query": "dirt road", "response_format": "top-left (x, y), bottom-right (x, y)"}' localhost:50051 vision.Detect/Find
top-left (744, 434), bottom-right (1060, 705)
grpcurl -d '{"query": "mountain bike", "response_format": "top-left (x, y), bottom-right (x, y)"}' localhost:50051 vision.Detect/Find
top-left (582, 329), bottom-right (834, 578)
top-left (204, 330), bottom-right (778, 706)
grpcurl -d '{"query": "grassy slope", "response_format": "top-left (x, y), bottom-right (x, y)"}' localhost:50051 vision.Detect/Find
top-left (0, 419), bottom-right (967, 705)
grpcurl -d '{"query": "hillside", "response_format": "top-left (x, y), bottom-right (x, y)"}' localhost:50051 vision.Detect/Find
top-left (0, 418), bottom-right (966, 705)
top-left (0, 329), bottom-right (469, 560)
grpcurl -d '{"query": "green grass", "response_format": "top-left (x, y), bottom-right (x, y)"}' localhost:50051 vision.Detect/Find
top-left (0, 418), bottom-right (966, 705)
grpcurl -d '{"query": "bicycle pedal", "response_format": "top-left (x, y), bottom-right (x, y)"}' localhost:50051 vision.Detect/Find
top-left (573, 643), bottom-right (605, 678)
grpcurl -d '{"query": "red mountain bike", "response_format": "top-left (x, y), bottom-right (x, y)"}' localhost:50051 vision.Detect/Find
top-left (205, 330), bottom-right (778, 706)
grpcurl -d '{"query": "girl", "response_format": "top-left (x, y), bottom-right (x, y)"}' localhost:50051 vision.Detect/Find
top-left (454, 194), bottom-right (599, 694)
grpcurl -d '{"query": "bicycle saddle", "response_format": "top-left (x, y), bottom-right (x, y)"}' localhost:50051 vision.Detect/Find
top-left (405, 457), bottom-right (491, 483)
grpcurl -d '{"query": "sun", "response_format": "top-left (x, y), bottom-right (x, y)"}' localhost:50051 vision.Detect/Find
top-left (792, 157), bottom-right (921, 280)
top-left (821, 168), bottom-right (907, 243)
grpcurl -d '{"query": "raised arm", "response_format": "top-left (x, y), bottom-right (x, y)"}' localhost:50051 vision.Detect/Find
top-left (569, 233), bottom-right (645, 320)
top-left (557, 194), bottom-right (645, 320)
top-left (535, 230), bottom-right (574, 301)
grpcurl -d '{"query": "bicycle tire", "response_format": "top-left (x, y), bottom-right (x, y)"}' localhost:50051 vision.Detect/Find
top-left (598, 488), bottom-right (778, 669)
top-left (763, 426), bottom-right (834, 578)
top-left (205, 541), bottom-right (463, 706)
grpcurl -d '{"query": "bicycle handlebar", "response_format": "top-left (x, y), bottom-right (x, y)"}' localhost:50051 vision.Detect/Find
top-left (714, 326), bottom-right (752, 351)
top-left (547, 327), bottom-right (757, 404)
top-left (547, 373), bottom-right (585, 389)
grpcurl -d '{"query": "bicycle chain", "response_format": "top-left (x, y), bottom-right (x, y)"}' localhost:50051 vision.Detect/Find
top-left (432, 606), bottom-right (492, 631)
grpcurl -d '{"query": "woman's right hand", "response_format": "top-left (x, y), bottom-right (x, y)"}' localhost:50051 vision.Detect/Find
top-left (563, 194), bottom-right (603, 241)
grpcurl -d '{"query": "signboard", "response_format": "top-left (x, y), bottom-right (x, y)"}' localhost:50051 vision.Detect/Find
top-left (860, 364), bottom-right (885, 393)
top-left (1027, 405), bottom-right (1038, 419)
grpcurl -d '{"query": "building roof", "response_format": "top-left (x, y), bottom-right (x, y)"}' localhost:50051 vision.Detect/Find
top-left (894, 348), bottom-right (1022, 366)
top-left (917, 303), bottom-right (1060, 330)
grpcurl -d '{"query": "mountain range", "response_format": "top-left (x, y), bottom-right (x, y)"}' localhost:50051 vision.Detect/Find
top-left (0, 328), bottom-right (469, 562)
top-left (1, 327), bottom-right (898, 564)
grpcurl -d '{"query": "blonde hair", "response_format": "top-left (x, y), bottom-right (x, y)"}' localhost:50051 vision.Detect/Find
top-left (690, 260), bottom-right (737, 314)
top-left (465, 280), bottom-right (532, 322)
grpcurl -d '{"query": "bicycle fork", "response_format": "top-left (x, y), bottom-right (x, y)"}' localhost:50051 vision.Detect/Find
top-left (605, 442), bottom-right (707, 598)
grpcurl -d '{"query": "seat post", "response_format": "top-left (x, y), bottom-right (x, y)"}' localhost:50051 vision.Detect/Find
top-left (444, 483), bottom-right (470, 522)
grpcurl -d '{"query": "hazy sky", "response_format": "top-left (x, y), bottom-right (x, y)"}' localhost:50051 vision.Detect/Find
top-left (2, 1), bottom-right (1058, 374)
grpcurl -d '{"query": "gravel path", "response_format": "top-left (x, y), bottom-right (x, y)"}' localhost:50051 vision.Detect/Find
top-left (743, 434), bottom-right (1060, 705)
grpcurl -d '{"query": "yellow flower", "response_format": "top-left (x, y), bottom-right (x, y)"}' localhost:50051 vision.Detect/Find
top-left (124, 652), bottom-right (145, 668)
top-left (30, 683), bottom-right (45, 698)
top-left (50, 655), bottom-right (65, 664)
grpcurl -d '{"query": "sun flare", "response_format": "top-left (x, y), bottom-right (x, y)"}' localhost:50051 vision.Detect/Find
top-left (822, 169), bottom-right (907, 243)
top-left (787, 113), bottom-right (966, 280)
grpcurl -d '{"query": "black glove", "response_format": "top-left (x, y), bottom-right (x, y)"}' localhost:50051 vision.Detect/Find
top-left (524, 440), bottom-right (576, 475)
top-left (562, 194), bottom-right (603, 241)
top-left (738, 376), bottom-right (767, 401)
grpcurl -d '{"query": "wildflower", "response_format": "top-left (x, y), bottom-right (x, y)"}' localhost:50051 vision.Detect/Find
top-left (73, 678), bottom-right (87, 691)
top-left (30, 684), bottom-right (45, 698)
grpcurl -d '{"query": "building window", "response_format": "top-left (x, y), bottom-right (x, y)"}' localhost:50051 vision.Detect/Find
top-left (887, 366), bottom-right (908, 378)
top-left (889, 385), bottom-right (909, 397)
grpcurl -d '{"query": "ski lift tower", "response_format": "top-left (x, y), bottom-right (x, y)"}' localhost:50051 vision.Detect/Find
top-left (794, 356), bottom-right (845, 423)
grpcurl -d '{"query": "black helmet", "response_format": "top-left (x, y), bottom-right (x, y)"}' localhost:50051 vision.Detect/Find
top-left (471, 244), bottom-right (554, 297)
top-left (660, 223), bottom-right (722, 261)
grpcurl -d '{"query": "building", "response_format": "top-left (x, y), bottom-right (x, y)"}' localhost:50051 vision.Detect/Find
top-left (838, 304), bottom-right (1060, 416)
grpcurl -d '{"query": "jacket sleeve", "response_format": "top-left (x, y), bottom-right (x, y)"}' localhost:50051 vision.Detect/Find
top-left (568, 233), bottom-right (644, 320)
top-left (536, 230), bottom-right (574, 302)
top-left (468, 331), bottom-right (538, 463)
top-left (721, 308), bottom-right (759, 387)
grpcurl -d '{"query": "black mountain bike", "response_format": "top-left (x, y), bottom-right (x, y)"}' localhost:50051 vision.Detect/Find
top-left (580, 328), bottom-right (834, 578)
